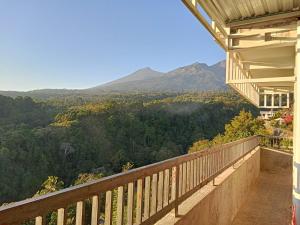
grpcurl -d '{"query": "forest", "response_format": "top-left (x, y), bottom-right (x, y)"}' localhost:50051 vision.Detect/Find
top-left (0, 91), bottom-right (262, 205)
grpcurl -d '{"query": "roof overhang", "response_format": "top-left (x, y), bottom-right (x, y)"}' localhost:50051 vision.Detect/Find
top-left (182, 0), bottom-right (299, 107)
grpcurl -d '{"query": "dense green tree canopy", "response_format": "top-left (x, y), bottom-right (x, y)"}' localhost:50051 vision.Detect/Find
top-left (0, 92), bottom-right (259, 204)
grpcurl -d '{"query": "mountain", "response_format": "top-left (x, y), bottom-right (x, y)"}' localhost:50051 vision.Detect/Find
top-left (0, 60), bottom-right (226, 98)
top-left (86, 60), bottom-right (226, 93)
top-left (100, 67), bottom-right (164, 86)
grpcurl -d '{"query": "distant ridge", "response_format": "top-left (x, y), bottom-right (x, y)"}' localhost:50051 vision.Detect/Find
top-left (0, 60), bottom-right (226, 99)
top-left (86, 60), bottom-right (226, 94)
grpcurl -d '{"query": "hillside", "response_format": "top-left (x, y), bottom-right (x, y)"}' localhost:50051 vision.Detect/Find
top-left (0, 60), bottom-right (226, 99)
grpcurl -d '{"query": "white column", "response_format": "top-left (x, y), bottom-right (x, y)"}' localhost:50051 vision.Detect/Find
top-left (293, 19), bottom-right (300, 225)
top-left (264, 94), bottom-right (267, 107)
top-left (279, 93), bottom-right (282, 107)
top-left (271, 94), bottom-right (274, 107)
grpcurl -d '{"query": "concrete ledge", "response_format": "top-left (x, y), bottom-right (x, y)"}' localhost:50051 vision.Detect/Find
top-left (156, 147), bottom-right (260, 225)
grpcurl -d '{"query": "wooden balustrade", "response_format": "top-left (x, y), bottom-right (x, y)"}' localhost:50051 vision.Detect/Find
top-left (0, 136), bottom-right (259, 225)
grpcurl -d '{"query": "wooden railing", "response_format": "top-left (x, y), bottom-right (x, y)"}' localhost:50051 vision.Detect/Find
top-left (0, 136), bottom-right (259, 225)
top-left (260, 135), bottom-right (293, 153)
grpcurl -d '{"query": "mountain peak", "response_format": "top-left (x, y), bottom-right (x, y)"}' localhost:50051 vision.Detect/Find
top-left (137, 67), bottom-right (155, 72)
top-left (191, 62), bottom-right (208, 67)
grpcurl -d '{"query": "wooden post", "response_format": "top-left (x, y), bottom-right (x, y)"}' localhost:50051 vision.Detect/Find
top-left (116, 186), bottom-right (124, 225)
top-left (35, 216), bottom-right (45, 225)
top-left (163, 169), bottom-right (170, 207)
top-left (157, 171), bottom-right (164, 211)
top-left (175, 165), bottom-right (180, 217)
top-left (57, 208), bottom-right (66, 225)
top-left (105, 191), bottom-right (112, 225)
top-left (150, 174), bottom-right (158, 216)
top-left (127, 183), bottom-right (134, 225)
top-left (144, 176), bottom-right (151, 219)
top-left (76, 201), bottom-right (85, 225)
top-left (136, 179), bottom-right (143, 224)
top-left (91, 195), bottom-right (99, 225)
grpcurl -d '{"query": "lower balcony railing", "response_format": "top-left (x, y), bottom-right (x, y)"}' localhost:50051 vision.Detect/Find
top-left (260, 135), bottom-right (293, 153)
top-left (0, 136), bottom-right (260, 225)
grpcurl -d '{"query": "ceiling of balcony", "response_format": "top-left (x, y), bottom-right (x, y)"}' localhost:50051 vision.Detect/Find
top-left (209, 0), bottom-right (300, 22)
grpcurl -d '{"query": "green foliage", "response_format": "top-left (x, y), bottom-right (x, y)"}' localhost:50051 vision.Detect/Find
top-left (0, 92), bottom-right (259, 204)
top-left (188, 139), bottom-right (211, 153)
top-left (34, 176), bottom-right (64, 196)
top-left (189, 110), bottom-right (267, 153)
top-left (221, 110), bottom-right (267, 142)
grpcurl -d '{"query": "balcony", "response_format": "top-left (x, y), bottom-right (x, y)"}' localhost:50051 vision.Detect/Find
top-left (0, 136), bottom-right (292, 225)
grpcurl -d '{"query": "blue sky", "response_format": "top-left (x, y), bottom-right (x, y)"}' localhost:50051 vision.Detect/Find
top-left (0, 0), bottom-right (224, 91)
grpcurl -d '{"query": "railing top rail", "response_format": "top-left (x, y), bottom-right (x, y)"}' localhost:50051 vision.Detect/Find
top-left (260, 135), bottom-right (293, 139)
top-left (0, 135), bottom-right (259, 224)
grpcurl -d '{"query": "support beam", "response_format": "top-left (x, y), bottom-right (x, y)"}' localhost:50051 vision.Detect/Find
top-left (228, 76), bottom-right (295, 84)
top-left (230, 41), bottom-right (296, 51)
top-left (293, 19), bottom-right (300, 225)
top-left (182, 0), bottom-right (226, 50)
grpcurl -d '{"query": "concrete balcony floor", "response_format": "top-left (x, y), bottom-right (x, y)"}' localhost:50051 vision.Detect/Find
top-left (232, 159), bottom-right (292, 225)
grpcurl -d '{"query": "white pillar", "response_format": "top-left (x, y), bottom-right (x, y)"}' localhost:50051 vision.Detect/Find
top-left (264, 94), bottom-right (267, 107)
top-left (293, 20), bottom-right (300, 225)
top-left (279, 93), bottom-right (282, 107)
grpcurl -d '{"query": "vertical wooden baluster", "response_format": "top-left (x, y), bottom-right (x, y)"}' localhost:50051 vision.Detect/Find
top-left (211, 151), bottom-right (214, 178)
top-left (199, 157), bottom-right (201, 184)
top-left (116, 186), bottom-right (124, 225)
top-left (195, 158), bottom-right (199, 186)
top-left (204, 154), bottom-right (207, 180)
top-left (219, 149), bottom-right (221, 171)
top-left (57, 208), bottom-right (66, 225)
top-left (222, 148), bottom-right (224, 169)
top-left (217, 150), bottom-right (220, 172)
top-left (76, 201), bottom-right (85, 225)
top-left (127, 182), bottom-right (134, 225)
top-left (202, 155), bottom-right (205, 182)
top-left (212, 151), bottom-right (215, 176)
top-left (175, 165), bottom-right (180, 217)
top-left (186, 161), bottom-right (190, 192)
top-left (136, 179), bottom-right (143, 224)
top-left (206, 154), bottom-right (209, 180)
top-left (105, 191), bottom-right (112, 225)
top-left (91, 195), bottom-right (99, 225)
top-left (211, 150), bottom-right (216, 176)
top-left (144, 176), bottom-right (151, 220)
top-left (190, 160), bottom-right (194, 190)
top-left (194, 159), bottom-right (197, 187)
top-left (201, 156), bottom-right (203, 182)
top-left (171, 167), bottom-right (176, 202)
top-left (216, 150), bottom-right (218, 173)
top-left (182, 162), bottom-right (187, 194)
top-left (35, 216), bottom-right (45, 225)
top-left (188, 160), bottom-right (193, 191)
top-left (178, 164), bottom-right (183, 197)
top-left (150, 174), bottom-right (158, 216)
top-left (215, 150), bottom-right (218, 173)
top-left (213, 151), bottom-right (216, 176)
top-left (157, 171), bottom-right (164, 211)
top-left (163, 169), bottom-right (170, 207)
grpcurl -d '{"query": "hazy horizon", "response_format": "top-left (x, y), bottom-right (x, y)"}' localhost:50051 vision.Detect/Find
top-left (1, 59), bottom-right (225, 92)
